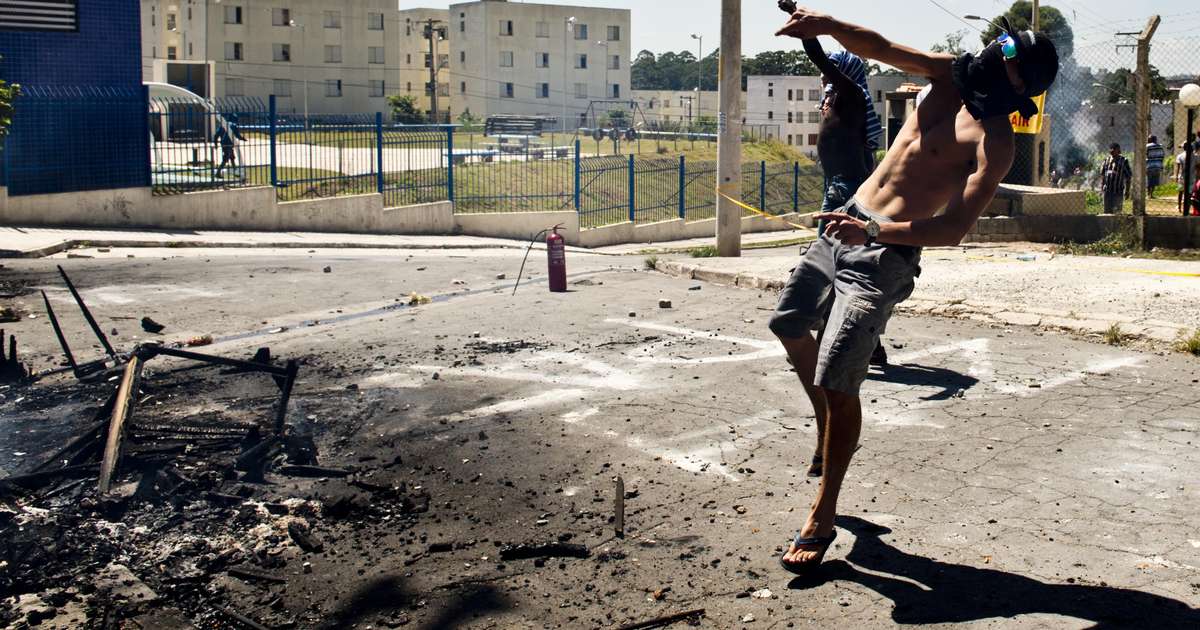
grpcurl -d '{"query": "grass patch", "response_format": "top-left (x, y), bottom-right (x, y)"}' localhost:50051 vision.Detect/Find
top-left (644, 255), bottom-right (659, 270)
top-left (1103, 323), bottom-right (1127, 346)
top-left (1174, 329), bottom-right (1200, 356)
top-left (689, 245), bottom-right (718, 258)
top-left (1055, 221), bottom-right (1139, 257)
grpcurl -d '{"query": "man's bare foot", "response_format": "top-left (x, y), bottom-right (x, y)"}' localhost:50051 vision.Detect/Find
top-left (780, 513), bottom-right (837, 574)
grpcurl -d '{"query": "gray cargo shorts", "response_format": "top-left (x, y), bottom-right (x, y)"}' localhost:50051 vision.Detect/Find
top-left (768, 199), bottom-right (921, 395)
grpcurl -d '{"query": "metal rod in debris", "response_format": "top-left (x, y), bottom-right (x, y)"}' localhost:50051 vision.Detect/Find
top-left (41, 290), bottom-right (79, 374)
top-left (57, 266), bottom-right (117, 359)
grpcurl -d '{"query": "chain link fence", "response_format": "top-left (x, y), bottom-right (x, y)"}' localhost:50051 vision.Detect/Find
top-left (1001, 16), bottom-right (1199, 218)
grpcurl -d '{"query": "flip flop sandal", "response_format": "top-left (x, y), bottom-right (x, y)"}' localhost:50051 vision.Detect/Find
top-left (779, 529), bottom-right (837, 576)
top-left (806, 455), bottom-right (823, 478)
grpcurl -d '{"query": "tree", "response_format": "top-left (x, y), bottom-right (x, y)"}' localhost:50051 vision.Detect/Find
top-left (980, 1), bottom-right (1074, 60)
top-left (0, 56), bottom-right (18, 140)
top-left (1091, 67), bottom-right (1170, 103)
top-left (868, 63), bottom-right (908, 77)
top-left (387, 95), bottom-right (425, 124)
top-left (457, 108), bottom-right (481, 131)
top-left (930, 30), bottom-right (969, 57)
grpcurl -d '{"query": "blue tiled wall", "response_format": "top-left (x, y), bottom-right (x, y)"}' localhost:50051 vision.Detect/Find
top-left (1, 0), bottom-right (150, 196)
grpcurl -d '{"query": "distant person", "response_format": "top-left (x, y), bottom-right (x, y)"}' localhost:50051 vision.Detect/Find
top-left (214, 114), bottom-right (246, 179)
top-left (1146, 135), bottom-right (1165, 196)
top-left (1100, 143), bottom-right (1131, 213)
top-left (1188, 161), bottom-right (1200, 216)
top-left (1175, 142), bottom-right (1192, 211)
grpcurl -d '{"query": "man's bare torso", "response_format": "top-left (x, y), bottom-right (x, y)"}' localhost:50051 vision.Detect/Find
top-left (856, 81), bottom-right (1015, 222)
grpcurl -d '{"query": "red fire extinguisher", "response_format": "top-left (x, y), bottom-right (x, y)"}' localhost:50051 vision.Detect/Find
top-left (547, 224), bottom-right (567, 292)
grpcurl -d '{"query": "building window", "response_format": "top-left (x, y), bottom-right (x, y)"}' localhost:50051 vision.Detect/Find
top-left (787, 112), bottom-right (793, 123)
top-left (325, 45), bottom-right (342, 63)
top-left (460, 51), bottom-right (466, 64)
top-left (224, 5), bottom-right (243, 25)
top-left (370, 80), bottom-right (386, 97)
top-left (876, 90), bottom-right (882, 101)
top-left (501, 82), bottom-right (514, 98)
top-left (575, 83), bottom-right (587, 99)
top-left (500, 51), bottom-right (514, 68)
top-left (224, 42), bottom-right (242, 61)
top-left (167, 13), bottom-right (177, 30)
top-left (808, 133), bottom-right (818, 145)
top-left (807, 111), bottom-right (820, 123)
top-left (167, 46), bottom-right (177, 60)
top-left (787, 89), bottom-right (793, 101)
top-left (406, 82), bottom-right (412, 93)
top-left (406, 54), bottom-right (411, 65)
top-left (536, 52), bottom-right (550, 68)
top-left (538, 83), bottom-right (550, 98)
top-left (609, 55), bottom-right (620, 70)
top-left (369, 47), bottom-right (385, 64)
top-left (607, 25), bottom-right (620, 41)
top-left (273, 79), bottom-right (291, 97)
top-left (575, 24), bottom-right (588, 40)
top-left (187, 7), bottom-right (192, 21)
top-left (324, 11), bottom-right (341, 28)
top-left (424, 54), bottom-right (432, 68)
top-left (768, 111), bottom-right (774, 120)
top-left (272, 8), bottom-right (290, 27)
top-left (611, 84), bottom-right (620, 98)
top-left (226, 78), bottom-right (244, 97)
top-left (576, 54), bottom-right (588, 69)
top-left (460, 81), bottom-right (466, 94)
top-left (499, 20), bottom-right (513, 36)
top-left (368, 12), bottom-right (384, 30)
top-left (326, 80), bottom-right (343, 97)
top-left (536, 21), bottom-right (550, 38)
top-left (188, 43), bottom-right (193, 56)
top-left (808, 89), bottom-right (821, 101)
top-left (460, 21), bottom-right (465, 33)
top-left (787, 134), bottom-right (793, 145)
top-left (273, 43), bottom-right (290, 62)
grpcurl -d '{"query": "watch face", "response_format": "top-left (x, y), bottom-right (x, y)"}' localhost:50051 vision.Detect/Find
top-left (867, 220), bottom-right (881, 238)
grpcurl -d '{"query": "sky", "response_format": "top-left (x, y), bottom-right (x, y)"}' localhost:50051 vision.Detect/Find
top-left (406, 0), bottom-right (1200, 76)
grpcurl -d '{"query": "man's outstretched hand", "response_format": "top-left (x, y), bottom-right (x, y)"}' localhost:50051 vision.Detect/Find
top-left (816, 213), bottom-right (870, 246)
top-left (776, 6), bottom-right (832, 39)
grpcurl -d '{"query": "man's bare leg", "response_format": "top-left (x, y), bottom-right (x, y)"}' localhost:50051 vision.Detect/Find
top-left (782, 389), bottom-right (862, 568)
top-left (777, 333), bottom-right (829, 476)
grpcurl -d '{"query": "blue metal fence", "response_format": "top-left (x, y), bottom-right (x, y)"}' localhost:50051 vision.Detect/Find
top-left (5, 89), bottom-right (824, 230)
top-left (4, 86), bottom-right (150, 196)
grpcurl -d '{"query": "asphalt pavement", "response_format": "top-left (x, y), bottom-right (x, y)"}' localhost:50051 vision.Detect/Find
top-left (1, 248), bottom-right (1198, 628)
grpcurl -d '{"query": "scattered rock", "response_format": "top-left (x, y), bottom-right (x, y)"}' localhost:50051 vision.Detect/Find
top-left (141, 317), bottom-right (166, 333)
top-left (323, 266), bottom-right (332, 273)
top-left (659, 300), bottom-right (672, 309)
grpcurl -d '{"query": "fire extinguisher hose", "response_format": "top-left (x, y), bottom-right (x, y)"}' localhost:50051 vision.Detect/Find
top-left (512, 228), bottom-right (552, 296)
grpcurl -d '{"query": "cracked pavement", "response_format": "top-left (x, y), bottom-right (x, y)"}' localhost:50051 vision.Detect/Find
top-left (1, 247), bottom-right (1198, 628)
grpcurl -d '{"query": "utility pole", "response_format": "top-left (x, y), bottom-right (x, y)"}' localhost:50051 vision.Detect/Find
top-left (716, 0), bottom-right (742, 257)
top-left (1132, 15), bottom-right (1160, 220)
top-left (423, 19), bottom-right (446, 123)
top-left (1031, 0), bottom-right (1039, 31)
top-left (691, 33), bottom-right (704, 123)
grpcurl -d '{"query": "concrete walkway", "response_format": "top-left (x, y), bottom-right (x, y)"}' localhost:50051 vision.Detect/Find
top-left (0, 227), bottom-right (598, 258)
top-left (653, 242), bottom-right (1200, 346)
top-left (0, 225), bottom-right (813, 259)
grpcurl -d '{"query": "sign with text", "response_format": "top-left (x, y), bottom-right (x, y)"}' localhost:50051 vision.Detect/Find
top-left (1010, 93), bottom-right (1047, 135)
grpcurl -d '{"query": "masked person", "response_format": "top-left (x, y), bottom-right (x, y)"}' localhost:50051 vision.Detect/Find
top-left (780, 26), bottom-right (890, 479)
top-left (772, 8), bottom-right (1058, 575)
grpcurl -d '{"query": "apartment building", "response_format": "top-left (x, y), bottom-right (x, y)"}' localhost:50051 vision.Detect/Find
top-left (633, 90), bottom-right (720, 127)
top-left (141, 0), bottom-right (402, 114)
top-left (746, 74), bottom-right (921, 156)
top-left (447, 0), bottom-right (631, 128)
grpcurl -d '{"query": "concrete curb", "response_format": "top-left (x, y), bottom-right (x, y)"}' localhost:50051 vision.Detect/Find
top-left (652, 261), bottom-right (1191, 346)
top-left (0, 239), bottom-right (605, 259)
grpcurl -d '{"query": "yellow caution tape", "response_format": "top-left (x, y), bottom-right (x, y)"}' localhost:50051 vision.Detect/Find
top-left (715, 187), bottom-right (820, 231)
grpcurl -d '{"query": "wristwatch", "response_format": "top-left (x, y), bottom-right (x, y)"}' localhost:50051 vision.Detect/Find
top-left (864, 218), bottom-right (881, 245)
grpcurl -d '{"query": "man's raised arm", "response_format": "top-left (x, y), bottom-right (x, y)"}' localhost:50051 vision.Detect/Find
top-left (777, 6), bottom-right (954, 82)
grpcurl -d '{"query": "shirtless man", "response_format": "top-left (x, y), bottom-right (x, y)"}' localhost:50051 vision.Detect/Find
top-left (768, 7), bottom-right (1058, 574)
